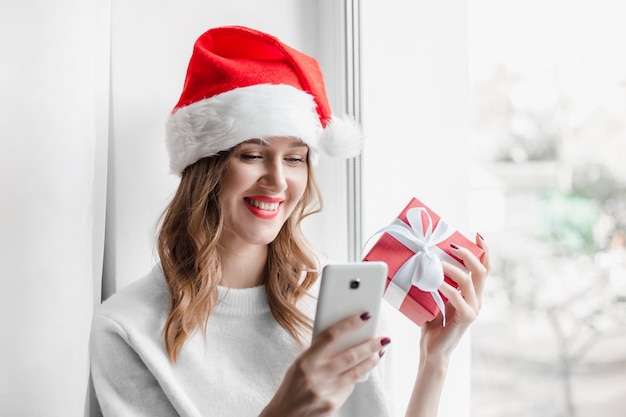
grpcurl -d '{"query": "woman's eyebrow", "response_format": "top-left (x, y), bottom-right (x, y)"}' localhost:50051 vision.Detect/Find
top-left (241, 138), bottom-right (265, 146)
top-left (240, 138), bottom-right (308, 148)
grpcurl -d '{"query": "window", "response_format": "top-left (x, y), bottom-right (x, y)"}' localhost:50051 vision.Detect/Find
top-left (361, 1), bottom-right (473, 415)
top-left (468, 1), bottom-right (626, 416)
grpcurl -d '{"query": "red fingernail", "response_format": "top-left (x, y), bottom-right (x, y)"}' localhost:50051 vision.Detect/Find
top-left (360, 312), bottom-right (372, 321)
top-left (381, 337), bottom-right (391, 346)
top-left (450, 243), bottom-right (459, 249)
top-left (379, 349), bottom-right (386, 358)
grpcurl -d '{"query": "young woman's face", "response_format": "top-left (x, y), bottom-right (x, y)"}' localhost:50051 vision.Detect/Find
top-left (219, 137), bottom-right (309, 249)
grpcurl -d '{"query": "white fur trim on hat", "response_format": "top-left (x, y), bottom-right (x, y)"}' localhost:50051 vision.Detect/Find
top-left (165, 84), bottom-right (323, 175)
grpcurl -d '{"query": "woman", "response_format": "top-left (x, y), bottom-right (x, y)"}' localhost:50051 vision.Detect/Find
top-left (90, 25), bottom-right (490, 416)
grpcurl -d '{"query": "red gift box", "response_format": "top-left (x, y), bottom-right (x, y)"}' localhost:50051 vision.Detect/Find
top-left (363, 197), bottom-right (484, 326)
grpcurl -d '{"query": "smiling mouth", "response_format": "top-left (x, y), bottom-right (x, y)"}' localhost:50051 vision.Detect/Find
top-left (244, 197), bottom-right (280, 211)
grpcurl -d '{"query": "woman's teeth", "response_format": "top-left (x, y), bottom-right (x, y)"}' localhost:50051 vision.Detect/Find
top-left (245, 198), bottom-right (279, 211)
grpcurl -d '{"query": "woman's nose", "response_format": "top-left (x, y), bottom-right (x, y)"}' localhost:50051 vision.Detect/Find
top-left (259, 159), bottom-right (288, 192)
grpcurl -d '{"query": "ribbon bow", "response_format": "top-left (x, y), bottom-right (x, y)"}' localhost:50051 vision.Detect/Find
top-left (363, 207), bottom-right (461, 325)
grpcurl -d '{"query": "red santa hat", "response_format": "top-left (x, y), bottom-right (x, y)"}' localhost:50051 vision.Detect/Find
top-left (166, 25), bottom-right (364, 175)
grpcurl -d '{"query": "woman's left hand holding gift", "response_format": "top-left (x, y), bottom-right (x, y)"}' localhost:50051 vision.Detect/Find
top-left (404, 233), bottom-right (491, 417)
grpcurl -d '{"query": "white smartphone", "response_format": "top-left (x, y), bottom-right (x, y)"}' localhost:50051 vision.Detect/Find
top-left (312, 262), bottom-right (388, 356)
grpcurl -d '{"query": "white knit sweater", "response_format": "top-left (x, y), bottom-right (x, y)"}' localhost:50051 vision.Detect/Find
top-left (90, 265), bottom-right (392, 416)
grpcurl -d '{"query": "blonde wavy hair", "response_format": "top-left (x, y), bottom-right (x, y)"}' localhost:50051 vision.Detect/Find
top-left (157, 148), bottom-right (322, 362)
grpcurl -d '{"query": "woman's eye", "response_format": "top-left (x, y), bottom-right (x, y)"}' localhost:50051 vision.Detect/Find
top-left (240, 154), bottom-right (262, 161)
top-left (285, 157), bottom-right (306, 165)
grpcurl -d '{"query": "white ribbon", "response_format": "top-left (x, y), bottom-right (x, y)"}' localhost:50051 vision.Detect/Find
top-left (363, 207), bottom-right (466, 326)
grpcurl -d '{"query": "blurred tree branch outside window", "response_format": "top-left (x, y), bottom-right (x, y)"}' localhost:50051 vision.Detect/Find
top-left (469, 1), bottom-right (626, 416)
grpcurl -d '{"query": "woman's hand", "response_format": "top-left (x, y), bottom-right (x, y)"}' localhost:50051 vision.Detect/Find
top-left (420, 233), bottom-right (491, 361)
top-left (260, 313), bottom-right (390, 417)
top-left (406, 233), bottom-right (491, 417)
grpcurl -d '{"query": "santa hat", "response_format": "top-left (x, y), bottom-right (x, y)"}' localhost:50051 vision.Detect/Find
top-left (165, 25), bottom-right (364, 175)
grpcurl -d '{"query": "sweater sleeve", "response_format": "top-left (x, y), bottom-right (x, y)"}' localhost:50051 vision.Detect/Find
top-left (90, 313), bottom-right (179, 417)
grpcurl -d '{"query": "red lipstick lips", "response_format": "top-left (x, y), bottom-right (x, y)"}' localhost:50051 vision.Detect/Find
top-left (243, 196), bottom-right (283, 219)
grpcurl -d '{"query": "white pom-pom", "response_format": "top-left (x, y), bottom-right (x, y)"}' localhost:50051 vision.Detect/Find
top-left (318, 115), bottom-right (365, 159)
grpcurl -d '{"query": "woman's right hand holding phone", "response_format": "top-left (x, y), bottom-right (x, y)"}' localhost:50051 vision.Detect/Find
top-left (260, 312), bottom-right (390, 417)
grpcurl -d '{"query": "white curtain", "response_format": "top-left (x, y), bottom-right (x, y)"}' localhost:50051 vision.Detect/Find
top-left (0, 1), bottom-right (109, 415)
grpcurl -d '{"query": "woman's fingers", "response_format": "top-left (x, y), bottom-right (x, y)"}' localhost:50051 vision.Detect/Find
top-left (439, 281), bottom-right (477, 322)
top-left (442, 261), bottom-right (478, 310)
top-left (449, 241), bottom-right (487, 280)
top-left (470, 233), bottom-right (491, 303)
top-left (438, 234), bottom-right (491, 323)
top-left (476, 233), bottom-right (492, 273)
top-left (447, 236), bottom-right (490, 305)
top-left (337, 346), bottom-right (381, 384)
top-left (330, 336), bottom-right (390, 375)
top-left (308, 312), bottom-right (389, 383)
top-left (310, 312), bottom-right (370, 355)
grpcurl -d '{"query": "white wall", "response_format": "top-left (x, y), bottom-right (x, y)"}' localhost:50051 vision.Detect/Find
top-left (361, 1), bottom-right (472, 416)
top-left (0, 1), bottom-right (109, 415)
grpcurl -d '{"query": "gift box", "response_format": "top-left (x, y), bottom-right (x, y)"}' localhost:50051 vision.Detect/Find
top-left (362, 197), bottom-right (484, 326)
